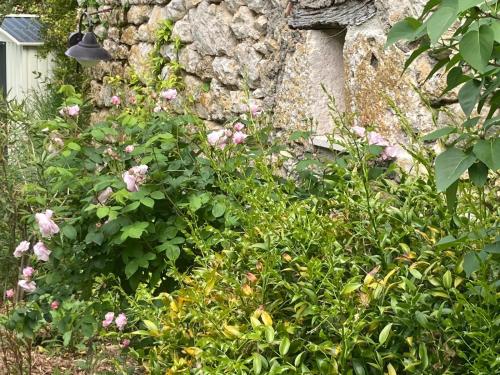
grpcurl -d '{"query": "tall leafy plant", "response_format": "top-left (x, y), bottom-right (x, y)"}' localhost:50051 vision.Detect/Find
top-left (387, 0), bottom-right (499, 274)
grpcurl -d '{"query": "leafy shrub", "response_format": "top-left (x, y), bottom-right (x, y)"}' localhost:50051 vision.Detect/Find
top-left (102, 112), bottom-right (498, 374)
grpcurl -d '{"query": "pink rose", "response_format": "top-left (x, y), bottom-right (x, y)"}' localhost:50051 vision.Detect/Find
top-left (102, 312), bottom-right (115, 328)
top-left (232, 131), bottom-right (248, 145)
top-left (115, 313), bottom-right (127, 331)
top-left (351, 126), bottom-right (366, 138)
top-left (121, 339), bottom-right (131, 348)
top-left (233, 122), bottom-right (245, 132)
top-left (33, 242), bottom-right (51, 262)
top-left (97, 187), bottom-right (113, 204)
top-left (122, 171), bottom-right (138, 192)
top-left (160, 89), bottom-right (177, 101)
top-left (207, 130), bottom-right (228, 149)
top-left (123, 165), bottom-right (148, 192)
top-left (5, 289), bottom-right (14, 299)
top-left (35, 210), bottom-right (60, 237)
top-left (13, 241), bottom-right (30, 258)
top-left (111, 96), bottom-right (121, 106)
top-left (18, 280), bottom-right (36, 293)
top-left (367, 132), bottom-right (389, 146)
top-left (22, 266), bottom-right (35, 279)
top-left (250, 104), bottom-right (262, 117)
top-left (67, 105), bottom-right (80, 117)
top-left (50, 300), bottom-right (60, 310)
top-left (124, 145), bottom-right (135, 153)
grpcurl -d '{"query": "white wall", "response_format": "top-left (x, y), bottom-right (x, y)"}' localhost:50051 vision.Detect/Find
top-left (0, 33), bottom-right (53, 102)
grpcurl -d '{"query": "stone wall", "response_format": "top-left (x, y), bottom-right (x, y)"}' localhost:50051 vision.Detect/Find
top-left (87, 0), bottom-right (444, 145)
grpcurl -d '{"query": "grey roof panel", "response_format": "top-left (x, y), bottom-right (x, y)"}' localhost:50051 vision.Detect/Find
top-left (0, 16), bottom-right (43, 44)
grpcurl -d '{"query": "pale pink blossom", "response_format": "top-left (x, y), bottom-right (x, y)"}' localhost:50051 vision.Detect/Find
top-left (232, 131), bottom-right (248, 145)
top-left (22, 267), bottom-right (35, 279)
top-left (367, 132), bottom-right (389, 146)
top-left (233, 122), bottom-right (245, 132)
top-left (121, 339), bottom-right (130, 348)
top-left (128, 96), bottom-right (136, 105)
top-left (51, 300), bottom-right (60, 310)
top-left (123, 172), bottom-right (138, 192)
top-left (161, 88), bottom-right (177, 101)
top-left (5, 289), bottom-right (14, 299)
top-left (115, 313), bottom-right (127, 331)
top-left (66, 105), bottom-right (80, 117)
top-left (225, 129), bottom-right (233, 138)
top-left (59, 108), bottom-right (65, 117)
top-left (124, 145), bottom-right (135, 153)
top-left (35, 210), bottom-right (60, 237)
top-left (18, 280), bottom-right (36, 293)
top-left (97, 187), bottom-right (113, 204)
top-left (123, 165), bottom-right (148, 192)
top-left (33, 242), bottom-right (51, 262)
top-left (153, 106), bottom-right (163, 113)
top-left (13, 241), bottom-right (30, 258)
top-left (207, 130), bottom-right (224, 146)
top-left (111, 96), bottom-right (121, 106)
top-left (102, 312), bottom-right (115, 328)
top-left (351, 126), bottom-right (366, 138)
top-left (250, 104), bottom-right (262, 117)
top-left (381, 145), bottom-right (410, 160)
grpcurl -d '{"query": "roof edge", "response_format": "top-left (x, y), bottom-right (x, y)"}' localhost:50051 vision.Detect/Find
top-left (5, 14), bottom-right (40, 18)
top-left (0, 27), bottom-right (44, 46)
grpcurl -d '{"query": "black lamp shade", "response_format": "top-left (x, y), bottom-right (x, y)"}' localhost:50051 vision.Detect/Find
top-left (65, 32), bottom-right (111, 67)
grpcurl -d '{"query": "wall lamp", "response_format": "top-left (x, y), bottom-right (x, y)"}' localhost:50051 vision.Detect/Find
top-left (65, 8), bottom-right (112, 67)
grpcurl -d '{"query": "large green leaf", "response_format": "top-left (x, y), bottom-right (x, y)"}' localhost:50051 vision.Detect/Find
top-left (468, 162), bottom-right (489, 187)
top-left (121, 222), bottom-right (150, 240)
top-left (458, 80), bottom-right (481, 117)
top-left (435, 148), bottom-right (477, 191)
top-left (426, 5), bottom-right (457, 44)
top-left (463, 252), bottom-right (481, 277)
top-left (386, 17), bottom-right (422, 46)
top-left (473, 139), bottom-right (500, 170)
top-left (457, 0), bottom-right (485, 11)
top-left (459, 25), bottom-right (495, 72)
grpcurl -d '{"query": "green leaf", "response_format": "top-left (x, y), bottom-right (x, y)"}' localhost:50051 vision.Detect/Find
top-left (121, 222), bottom-right (149, 240)
top-left (264, 325), bottom-right (275, 343)
top-left (279, 337), bottom-right (291, 356)
top-left (63, 330), bottom-right (72, 347)
top-left (150, 191), bottom-right (165, 200)
top-left (212, 202), bottom-right (226, 218)
top-left (435, 148), bottom-right (477, 191)
top-left (125, 260), bottom-right (139, 279)
top-left (422, 126), bottom-right (456, 141)
top-left (457, 0), bottom-right (485, 12)
top-left (140, 197), bottom-right (155, 208)
top-left (96, 206), bottom-right (110, 219)
top-left (484, 241), bottom-right (500, 254)
top-left (459, 25), bottom-right (495, 72)
top-left (445, 180), bottom-right (459, 213)
top-left (352, 359), bottom-right (366, 375)
top-left (85, 231), bottom-right (104, 245)
top-left (62, 225), bottom-right (77, 240)
top-left (473, 139), bottom-right (500, 170)
top-left (458, 80), bottom-right (481, 117)
top-left (253, 353), bottom-right (263, 375)
top-left (426, 5), bottom-right (457, 44)
top-left (386, 17), bottom-right (422, 46)
top-left (468, 162), bottom-right (489, 187)
top-left (463, 252), bottom-right (481, 277)
top-left (66, 142), bottom-right (81, 151)
top-left (415, 311), bottom-right (429, 328)
top-left (419, 343), bottom-right (429, 369)
top-left (445, 67), bottom-right (471, 94)
top-left (341, 282), bottom-right (362, 295)
top-left (378, 323), bottom-right (393, 345)
top-left (165, 245), bottom-right (180, 261)
top-left (122, 201), bottom-right (140, 213)
top-left (443, 270), bottom-right (452, 289)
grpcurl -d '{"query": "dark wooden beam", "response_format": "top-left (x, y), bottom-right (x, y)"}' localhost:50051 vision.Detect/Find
top-left (288, 0), bottom-right (377, 30)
